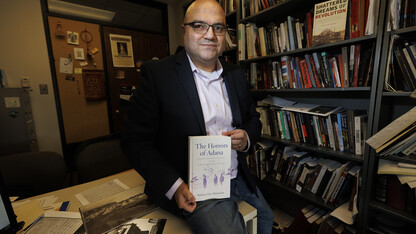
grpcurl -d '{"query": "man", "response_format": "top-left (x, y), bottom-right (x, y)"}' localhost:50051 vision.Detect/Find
top-left (121, 0), bottom-right (273, 233)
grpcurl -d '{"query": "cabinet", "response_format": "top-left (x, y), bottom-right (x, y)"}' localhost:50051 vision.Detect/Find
top-left (363, 5), bottom-right (416, 232)
top-left (0, 88), bottom-right (38, 156)
top-left (235, 0), bottom-right (388, 232)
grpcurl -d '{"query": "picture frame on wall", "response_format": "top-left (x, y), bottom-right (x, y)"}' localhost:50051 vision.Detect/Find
top-left (67, 31), bottom-right (79, 45)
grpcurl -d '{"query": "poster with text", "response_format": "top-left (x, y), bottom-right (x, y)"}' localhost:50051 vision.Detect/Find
top-left (109, 34), bottom-right (134, 67)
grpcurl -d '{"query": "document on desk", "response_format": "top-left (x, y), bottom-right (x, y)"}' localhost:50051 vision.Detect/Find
top-left (79, 185), bottom-right (157, 234)
top-left (75, 179), bottom-right (130, 206)
top-left (25, 211), bottom-right (82, 234)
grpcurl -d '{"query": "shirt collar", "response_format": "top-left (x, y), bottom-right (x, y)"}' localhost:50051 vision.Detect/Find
top-left (186, 53), bottom-right (223, 80)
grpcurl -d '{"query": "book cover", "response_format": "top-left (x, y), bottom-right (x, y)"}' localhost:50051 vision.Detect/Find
top-left (188, 135), bottom-right (231, 202)
top-left (312, 0), bottom-right (349, 46)
top-left (79, 186), bottom-right (158, 234)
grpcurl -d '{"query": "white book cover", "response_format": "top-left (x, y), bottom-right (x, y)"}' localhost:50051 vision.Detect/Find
top-left (188, 135), bottom-right (231, 201)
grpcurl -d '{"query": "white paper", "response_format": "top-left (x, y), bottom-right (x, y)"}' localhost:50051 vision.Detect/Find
top-left (25, 211), bottom-right (82, 234)
top-left (330, 201), bottom-right (358, 225)
top-left (75, 179), bottom-right (130, 206)
top-left (109, 34), bottom-right (134, 67)
top-left (366, 107), bottom-right (416, 150)
top-left (59, 57), bottom-right (73, 74)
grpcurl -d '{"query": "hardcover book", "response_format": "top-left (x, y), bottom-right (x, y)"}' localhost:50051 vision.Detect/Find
top-left (188, 135), bottom-right (231, 202)
top-left (312, 0), bottom-right (349, 46)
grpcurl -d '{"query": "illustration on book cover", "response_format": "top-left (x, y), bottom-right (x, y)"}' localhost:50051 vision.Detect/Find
top-left (189, 136), bottom-right (231, 201)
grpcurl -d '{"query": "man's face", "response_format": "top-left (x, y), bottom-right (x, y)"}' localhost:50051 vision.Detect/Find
top-left (183, 2), bottom-right (226, 69)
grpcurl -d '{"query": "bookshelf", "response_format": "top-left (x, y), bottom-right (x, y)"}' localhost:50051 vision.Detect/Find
top-left (363, 5), bottom-right (416, 230)
top-left (236, 0), bottom-right (389, 232)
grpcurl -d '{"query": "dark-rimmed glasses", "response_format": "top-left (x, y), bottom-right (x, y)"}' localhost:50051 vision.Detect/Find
top-left (184, 22), bottom-right (228, 35)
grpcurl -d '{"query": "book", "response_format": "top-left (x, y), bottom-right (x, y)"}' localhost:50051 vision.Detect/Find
top-left (311, 0), bottom-right (349, 46)
top-left (238, 23), bottom-right (246, 60)
top-left (188, 135), bottom-right (231, 201)
top-left (354, 114), bottom-right (368, 155)
top-left (79, 186), bottom-right (158, 234)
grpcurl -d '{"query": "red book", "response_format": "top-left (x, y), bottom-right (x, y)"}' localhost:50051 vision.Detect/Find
top-left (300, 59), bottom-right (312, 88)
top-left (308, 54), bottom-right (322, 88)
top-left (352, 44), bottom-right (361, 87)
top-left (350, 0), bottom-right (360, 38)
top-left (306, 11), bottom-right (313, 48)
top-left (386, 175), bottom-right (407, 211)
top-left (338, 54), bottom-right (345, 87)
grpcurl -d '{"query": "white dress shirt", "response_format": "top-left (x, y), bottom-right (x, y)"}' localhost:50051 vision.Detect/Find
top-left (165, 54), bottom-right (249, 200)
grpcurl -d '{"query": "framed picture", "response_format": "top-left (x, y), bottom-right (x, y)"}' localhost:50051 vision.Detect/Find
top-left (74, 48), bottom-right (85, 60)
top-left (67, 31), bottom-right (79, 45)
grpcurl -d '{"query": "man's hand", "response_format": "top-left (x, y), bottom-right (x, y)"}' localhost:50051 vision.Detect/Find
top-left (174, 183), bottom-right (196, 213)
top-left (222, 129), bottom-right (248, 151)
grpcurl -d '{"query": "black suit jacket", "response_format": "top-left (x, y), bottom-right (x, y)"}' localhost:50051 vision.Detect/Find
top-left (121, 50), bottom-right (261, 214)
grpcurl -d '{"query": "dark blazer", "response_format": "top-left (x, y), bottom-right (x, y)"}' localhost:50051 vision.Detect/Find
top-left (121, 50), bottom-right (261, 214)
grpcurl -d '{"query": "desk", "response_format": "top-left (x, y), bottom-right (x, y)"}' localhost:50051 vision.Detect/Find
top-left (14, 170), bottom-right (257, 234)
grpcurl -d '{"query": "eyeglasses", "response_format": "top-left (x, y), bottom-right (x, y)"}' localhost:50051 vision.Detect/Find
top-left (184, 22), bottom-right (228, 35)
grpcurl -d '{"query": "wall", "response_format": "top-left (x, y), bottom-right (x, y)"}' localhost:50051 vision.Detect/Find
top-left (0, 0), bottom-right (188, 156)
top-left (168, 0), bottom-right (188, 55)
top-left (0, 0), bottom-right (62, 155)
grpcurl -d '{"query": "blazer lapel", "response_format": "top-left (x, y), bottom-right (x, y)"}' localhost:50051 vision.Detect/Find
top-left (175, 51), bottom-right (206, 134)
top-left (223, 65), bottom-right (242, 128)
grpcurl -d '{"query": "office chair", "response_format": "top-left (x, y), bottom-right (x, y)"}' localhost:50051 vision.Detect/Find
top-left (0, 151), bottom-right (69, 198)
top-left (73, 135), bottom-right (132, 184)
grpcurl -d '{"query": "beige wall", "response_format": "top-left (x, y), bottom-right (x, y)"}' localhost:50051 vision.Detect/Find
top-left (0, 0), bottom-right (62, 155)
top-left (0, 0), bottom-right (188, 156)
top-left (168, 0), bottom-right (189, 55)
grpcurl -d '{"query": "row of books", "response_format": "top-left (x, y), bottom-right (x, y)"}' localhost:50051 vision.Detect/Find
top-left (387, 0), bottom-right (416, 31)
top-left (238, 0), bottom-right (379, 60)
top-left (218, 0), bottom-right (237, 14)
top-left (385, 35), bottom-right (416, 92)
top-left (246, 42), bottom-right (375, 89)
top-left (257, 106), bottom-right (368, 154)
top-left (248, 143), bottom-right (361, 209)
top-left (286, 205), bottom-right (356, 234)
top-left (272, 146), bottom-right (361, 207)
top-left (367, 107), bottom-right (416, 157)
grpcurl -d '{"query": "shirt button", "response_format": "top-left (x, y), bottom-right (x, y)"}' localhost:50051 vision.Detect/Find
top-left (215, 104), bottom-right (218, 108)
top-left (218, 126), bottom-right (221, 130)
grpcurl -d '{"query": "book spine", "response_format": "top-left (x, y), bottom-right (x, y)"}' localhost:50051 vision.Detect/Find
top-left (337, 113), bottom-right (345, 152)
top-left (309, 54), bottom-right (323, 88)
top-left (351, 0), bottom-right (360, 38)
top-left (300, 59), bottom-right (312, 88)
top-left (342, 46), bottom-right (350, 87)
top-left (305, 54), bottom-right (317, 87)
top-left (352, 44), bottom-right (361, 87)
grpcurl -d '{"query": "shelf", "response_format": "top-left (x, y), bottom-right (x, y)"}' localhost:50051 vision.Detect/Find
top-left (240, 0), bottom-right (316, 25)
top-left (264, 176), bottom-right (337, 210)
top-left (369, 201), bottom-right (416, 224)
top-left (239, 35), bottom-right (377, 63)
top-left (376, 154), bottom-right (416, 164)
top-left (262, 135), bottom-right (364, 163)
top-left (252, 87), bottom-right (371, 92)
top-left (390, 26), bottom-right (416, 37)
top-left (382, 91), bottom-right (416, 97)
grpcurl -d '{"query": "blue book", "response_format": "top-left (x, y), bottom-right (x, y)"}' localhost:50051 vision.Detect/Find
top-left (287, 16), bottom-right (296, 51)
top-left (337, 113), bottom-right (344, 152)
